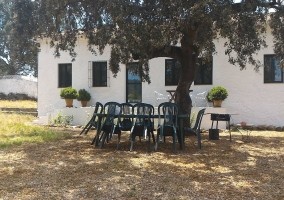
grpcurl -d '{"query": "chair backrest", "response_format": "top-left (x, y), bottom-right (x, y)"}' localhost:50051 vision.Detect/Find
top-left (195, 91), bottom-right (209, 107)
top-left (154, 91), bottom-right (168, 100)
top-left (132, 103), bottom-right (154, 127)
top-left (118, 103), bottom-right (134, 131)
top-left (154, 91), bottom-right (169, 106)
top-left (158, 102), bottom-right (179, 128)
top-left (94, 102), bottom-right (104, 115)
top-left (91, 102), bottom-right (104, 125)
top-left (195, 91), bottom-right (207, 99)
top-left (102, 101), bottom-right (121, 126)
top-left (192, 108), bottom-right (206, 130)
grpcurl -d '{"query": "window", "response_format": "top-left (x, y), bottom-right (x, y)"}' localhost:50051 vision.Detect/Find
top-left (58, 63), bottom-right (72, 88)
top-left (93, 61), bottom-right (107, 87)
top-left (264, 55), bottom-right (283, 83)
top-left (194, 59), bottom-right (213, 85)
top-left (165, 58), bottom-right (212, 85)
top-left (165, 59), bottom-right (181, 85)
top-left (126, 62), bottom-right (142, 103)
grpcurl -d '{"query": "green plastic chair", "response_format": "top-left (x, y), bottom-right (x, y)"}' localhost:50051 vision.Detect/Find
top-left (155, 102), bottom-right (180, 153)
top-left (184, 108), bottom-right (205, 149)
top-left (130, 103), bottom-right (155, 152)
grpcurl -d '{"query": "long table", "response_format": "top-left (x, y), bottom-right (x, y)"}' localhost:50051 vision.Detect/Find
top-left (91, 113), bottom-right (189, 150)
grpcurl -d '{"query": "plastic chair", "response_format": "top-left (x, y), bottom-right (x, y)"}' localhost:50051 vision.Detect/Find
top-left (155, 102), bottom-right (180, 153)
top-left (118, 103), bottom-right (134, 132)
top-left (194, 91), bottom-right (209, 107)
top-left (80, 102), bottom-right (103, 135)
top-left (184, 108), bottom-right (205, 149)
top-left (130, 103), bottom-right (155, 152)
top-left (154, 91), bottom-right (169, 106)
top-left (97, 102), bottom-right (121, 149)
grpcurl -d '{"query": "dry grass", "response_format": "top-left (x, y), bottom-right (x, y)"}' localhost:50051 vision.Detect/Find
top-left (0, 112), bottom-right (71, 148)
top-left (0, 127), bottom-right (283, 200)
top-left (0, 100), bottom-right (37, 108)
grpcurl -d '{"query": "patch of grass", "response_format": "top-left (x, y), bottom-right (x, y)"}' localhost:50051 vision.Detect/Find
top-left (0, 100), bottom-right (37, 108)
top-left (0, 112), bottom-right (71, 149)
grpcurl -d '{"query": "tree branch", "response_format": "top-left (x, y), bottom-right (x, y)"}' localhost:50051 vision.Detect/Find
top-left (132, 46), bottom-right (182, 60)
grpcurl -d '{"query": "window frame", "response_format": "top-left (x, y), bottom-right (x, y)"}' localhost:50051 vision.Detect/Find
top-left (194, 58), bottom-right (213, 85)
top-left (264, 54), bottom-right (284, 83)
top-left (58, 63), bottom-right (72, 88)
top-left (165, 58), bottom-right (213, 86)
top-left (92, 61), bottom-right (108, 87)
top-left (165, 59), bottom-right (181, 86)
top-left (126, 62), bottom-right (142, 103)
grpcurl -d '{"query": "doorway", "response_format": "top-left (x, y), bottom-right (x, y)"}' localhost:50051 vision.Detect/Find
top-left (126, 63), bottom-right (142, 103)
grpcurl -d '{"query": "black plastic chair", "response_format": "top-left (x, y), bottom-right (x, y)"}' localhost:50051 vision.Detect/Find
top-left (80, 102), bottom-right (103, 135)
top-left (130, 103), bottom-right (155, 152)
top-left (97, 102), bottom-right (121, 149)
top-left (118, 103), bottom-right (134, 132)
top-left (155, 102), bottom-right (180, 153)
top-left (184, 108), bottom-right (205, 149)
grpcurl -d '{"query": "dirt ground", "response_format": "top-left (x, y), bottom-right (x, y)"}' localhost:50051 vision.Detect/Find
top-left (0, 128), bottom-right (284, 200)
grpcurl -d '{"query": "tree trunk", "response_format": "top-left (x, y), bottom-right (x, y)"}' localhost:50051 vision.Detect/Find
top-left (175, 53), bottom-right (198, 130)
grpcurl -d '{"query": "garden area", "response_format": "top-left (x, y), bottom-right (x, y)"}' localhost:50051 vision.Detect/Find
top-left (0, 101), bottom-right (284, 199)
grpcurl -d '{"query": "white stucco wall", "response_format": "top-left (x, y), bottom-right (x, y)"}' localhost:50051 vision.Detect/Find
top-left (0, 75), bottom-right (38, 98)
top-left (38, 33), bottom-right (284, 127)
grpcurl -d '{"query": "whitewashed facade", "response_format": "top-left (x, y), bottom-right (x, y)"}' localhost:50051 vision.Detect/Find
top-left (37, 30), bottom-right (284, 127)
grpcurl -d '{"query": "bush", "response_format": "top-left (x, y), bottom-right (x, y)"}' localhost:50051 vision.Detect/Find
top-left (60, 87), bottom-right (78, 99)
top-left (207, 86), bottom-right (228, 102)
top-left (77, 89), bottom-right (91, 101)
top-left (0, 92), bottom-right (36, 101)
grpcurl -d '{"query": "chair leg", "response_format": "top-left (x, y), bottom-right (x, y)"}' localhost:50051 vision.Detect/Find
top-left (130, 136), bottom-right (135, 151)
top-left (79, 121), bottom-right (91, 135)
top-left (147, 136), bottom-right (151, 152)
top-left (99, 132), bottom-right (108, 149)
top-left (92, 130), bottom-right (101, 146)
top-left (151, 132), bottom-right (155, 143)
top-left (84, 124), bottom-right (93, 135)
top-left (155, 134), bottom-right (159, 151)
top-left (197, 130), bottom-right (201, 150)
top-left (173, 134), bottom-right (177, 153)
top-left (116, 133), bottom-right (121, 150)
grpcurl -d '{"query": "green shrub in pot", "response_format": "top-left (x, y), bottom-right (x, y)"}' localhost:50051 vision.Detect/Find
top-left (77, 89), bottom-right (91, 101)
top-left (77, 89), bottom-right (91, 107)
top-left (60, 87), bottom-right (78, 99)
top-left (207, 86), bottom-right (228, 107)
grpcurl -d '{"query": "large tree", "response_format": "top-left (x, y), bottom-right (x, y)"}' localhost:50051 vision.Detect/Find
top-left (6, 0), bottom-right (284, 126)
top-left (0, 1), bottom-right (38, 76)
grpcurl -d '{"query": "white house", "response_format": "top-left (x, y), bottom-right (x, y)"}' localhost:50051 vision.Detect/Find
top-left (37, 29), bottom-right (284, 129)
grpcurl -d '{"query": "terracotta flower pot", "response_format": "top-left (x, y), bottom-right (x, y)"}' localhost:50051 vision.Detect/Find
top-left (65, 99), bottom-right (74, 107)
top-left (81, 101), bottom-right (88, 107)
top-left (213, 100), bottom-right (223, 107)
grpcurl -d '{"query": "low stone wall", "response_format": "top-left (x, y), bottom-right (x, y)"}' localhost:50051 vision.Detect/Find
top-left (0, 75), bottom-right (37, 99)
top-left (0, 107), bottom-right (38, 116)
top-left (231, 124), bottom-right (284, 132)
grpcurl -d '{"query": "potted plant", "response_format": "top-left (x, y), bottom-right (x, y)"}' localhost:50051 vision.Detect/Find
top-left (207, 86), bottom-right (228, 107)
top-left (60, 87), bottom-right (78, 107)
top-left (77, 89), bottom-right (91, 107)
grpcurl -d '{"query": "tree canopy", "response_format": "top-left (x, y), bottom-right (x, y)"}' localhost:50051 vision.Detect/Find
top-left (4, 0), bottom-right (284, 125)
top-left (0, 1), bottom-right (38, 76)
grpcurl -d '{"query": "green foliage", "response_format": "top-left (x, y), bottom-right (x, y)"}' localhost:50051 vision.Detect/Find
top-left (49, 111), bottom-right (74, 127)
top-left (207, 86), bottom-right (228, 102)
top-left (60, 87), bottom-right (78, 99)
top-left (0, 1), bottom-right (38, 76)
top-left (5, 0), bottom-right (283, 121)
top-left (77, 89), bottom-right (91, 101)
